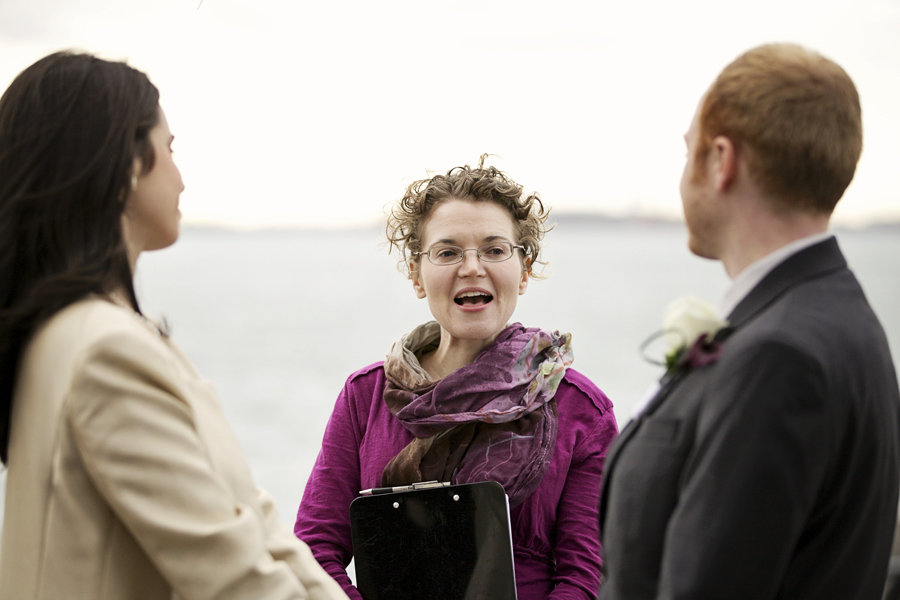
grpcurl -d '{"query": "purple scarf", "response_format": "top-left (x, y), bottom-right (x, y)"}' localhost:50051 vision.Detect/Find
top-left (381, 322), bottom-right (573, 507)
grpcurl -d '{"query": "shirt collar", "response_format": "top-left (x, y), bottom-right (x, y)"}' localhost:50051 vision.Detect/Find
top-left (719, 231), bottom-right (833, 319)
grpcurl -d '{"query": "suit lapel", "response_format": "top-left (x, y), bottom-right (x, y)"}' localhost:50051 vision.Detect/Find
top-left (727, 237), bottom-right (847, 327)
top-left (598, 369), bottom-right (686, 530)
top-left (600, 238), bottom-right (848, 535)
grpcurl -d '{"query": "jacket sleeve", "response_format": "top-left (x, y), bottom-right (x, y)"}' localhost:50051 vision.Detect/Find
top-left (66, 330), bottom-right (348, 600)
top-left (257, 485), bottom-right (351, 600)
top-left (551, 385), bottom-right (619, 599)
top-left (294, 379), bottom-right (367, 600)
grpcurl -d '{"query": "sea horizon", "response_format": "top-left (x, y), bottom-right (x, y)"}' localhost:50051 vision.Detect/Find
top-left (177, 209), bottom-right (900, 234)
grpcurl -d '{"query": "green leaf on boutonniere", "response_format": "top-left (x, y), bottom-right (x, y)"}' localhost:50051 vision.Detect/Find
top-left (664, 346), bottom-right (686, 371)
top-left (641, 295), bottom-right (729, 376)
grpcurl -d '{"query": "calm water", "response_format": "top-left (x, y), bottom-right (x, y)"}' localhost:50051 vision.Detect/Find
top-left (2, 220), bottom-right (899, 535)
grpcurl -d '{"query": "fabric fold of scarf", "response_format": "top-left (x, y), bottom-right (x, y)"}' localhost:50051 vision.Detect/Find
top-left (381, 321), bottom-right (573, 507)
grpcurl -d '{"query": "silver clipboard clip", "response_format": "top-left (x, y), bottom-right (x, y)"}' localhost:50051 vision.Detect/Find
top-left (358, 480), bottom-right (451, 496)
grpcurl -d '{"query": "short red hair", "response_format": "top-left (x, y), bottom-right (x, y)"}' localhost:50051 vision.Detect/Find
top-left (697, 43), bottom-right (862, 214)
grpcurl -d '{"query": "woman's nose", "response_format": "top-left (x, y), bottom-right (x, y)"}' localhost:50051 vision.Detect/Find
top-left (457, 249), bottom-right (486, 275)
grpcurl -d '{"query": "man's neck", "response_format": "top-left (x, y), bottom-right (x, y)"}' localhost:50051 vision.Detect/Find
top-left (719, 209), bottom-right (830, 278)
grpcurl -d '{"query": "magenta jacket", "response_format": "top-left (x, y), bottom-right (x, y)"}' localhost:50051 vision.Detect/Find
top-left (294, 363), bottom-right (618, 599)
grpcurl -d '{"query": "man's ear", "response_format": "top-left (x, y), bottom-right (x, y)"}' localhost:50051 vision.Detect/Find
top-left (410, 261), bottom-right (426, 299)
top-left (711, 135), bottom-right (737, 192)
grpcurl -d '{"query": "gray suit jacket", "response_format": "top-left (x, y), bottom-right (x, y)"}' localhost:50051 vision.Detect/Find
top-left (599, 238), bottom-right (900, 599)
top-left (0, 298), bottom-right (348, 600)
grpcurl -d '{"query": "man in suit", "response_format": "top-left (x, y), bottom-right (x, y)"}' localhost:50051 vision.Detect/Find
top-left (598, 43), bottom-right (900, 599)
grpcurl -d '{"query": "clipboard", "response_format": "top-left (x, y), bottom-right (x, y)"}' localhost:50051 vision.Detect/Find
top-left (349, 480), bottom-right (517, 599)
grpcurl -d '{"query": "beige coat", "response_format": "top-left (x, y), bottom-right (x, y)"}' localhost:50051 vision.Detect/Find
top-left (0, 298), bottom-right (348, 600)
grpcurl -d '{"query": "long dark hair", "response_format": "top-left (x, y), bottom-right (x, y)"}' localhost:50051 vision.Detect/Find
top-left (0, 51), bottom-right (160, 463)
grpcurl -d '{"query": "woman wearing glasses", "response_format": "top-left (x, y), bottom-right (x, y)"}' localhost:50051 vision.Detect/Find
top-left (294, 156), bottom-right (619, 599)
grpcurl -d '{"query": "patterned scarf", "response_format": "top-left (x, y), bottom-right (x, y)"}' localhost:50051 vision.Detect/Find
top-left (381, 321), bottom-right (573, 507)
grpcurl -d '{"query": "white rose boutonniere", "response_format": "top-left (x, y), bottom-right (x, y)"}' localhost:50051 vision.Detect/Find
top-left (641, 295), bottom-right (730, 376)
top-left (662, 295), bottom-right (729, 370)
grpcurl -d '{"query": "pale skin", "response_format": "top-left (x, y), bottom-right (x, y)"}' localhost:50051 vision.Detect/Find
top-left (409, 198), bottom-right (530, 380)
top-left (680, 98), bottom-right (830, 279)
top-left (120, 106), bottom-right (184, 273)
top-left (107, 106), bottom-right (183, 309)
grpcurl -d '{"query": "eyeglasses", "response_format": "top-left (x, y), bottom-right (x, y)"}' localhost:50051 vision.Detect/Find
top-left (414, 241), bottom-right (525, 266)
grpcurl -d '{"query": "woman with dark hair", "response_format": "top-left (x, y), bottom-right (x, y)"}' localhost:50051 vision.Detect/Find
top-left (294, 156), bottom-right (619, 599)
top-left (0, 51), bottom-right (348, 600)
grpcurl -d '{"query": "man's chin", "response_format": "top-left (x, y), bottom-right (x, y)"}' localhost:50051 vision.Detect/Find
top-left (686, 236), bottom-right (718, 261)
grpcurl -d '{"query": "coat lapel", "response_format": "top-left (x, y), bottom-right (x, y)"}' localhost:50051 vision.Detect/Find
top-left (599, 237), bottom-right (848, 535)
top-left (727, 237), bottom-right (846, 327)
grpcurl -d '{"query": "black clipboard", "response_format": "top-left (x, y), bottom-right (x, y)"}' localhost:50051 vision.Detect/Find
top-left (349, 480), bottom-right (517, 600)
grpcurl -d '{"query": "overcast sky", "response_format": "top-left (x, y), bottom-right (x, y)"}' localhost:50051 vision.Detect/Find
top-left (2, 0), bottom-right (898, 228)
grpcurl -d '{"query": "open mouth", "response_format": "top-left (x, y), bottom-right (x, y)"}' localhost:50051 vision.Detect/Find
top-left (454, 291), bottom-right (493, 306)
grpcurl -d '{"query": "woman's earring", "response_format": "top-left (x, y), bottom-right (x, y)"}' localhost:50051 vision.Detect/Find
top-left (130, 174), bottom-right (138, 190)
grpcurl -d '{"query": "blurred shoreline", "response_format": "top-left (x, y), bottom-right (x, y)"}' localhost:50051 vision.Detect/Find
top-left (179, 211), bottom-right (900, 235)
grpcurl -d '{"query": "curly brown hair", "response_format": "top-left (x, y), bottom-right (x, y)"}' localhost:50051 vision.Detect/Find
top-left (386, 155), bottom-right (550, 279)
